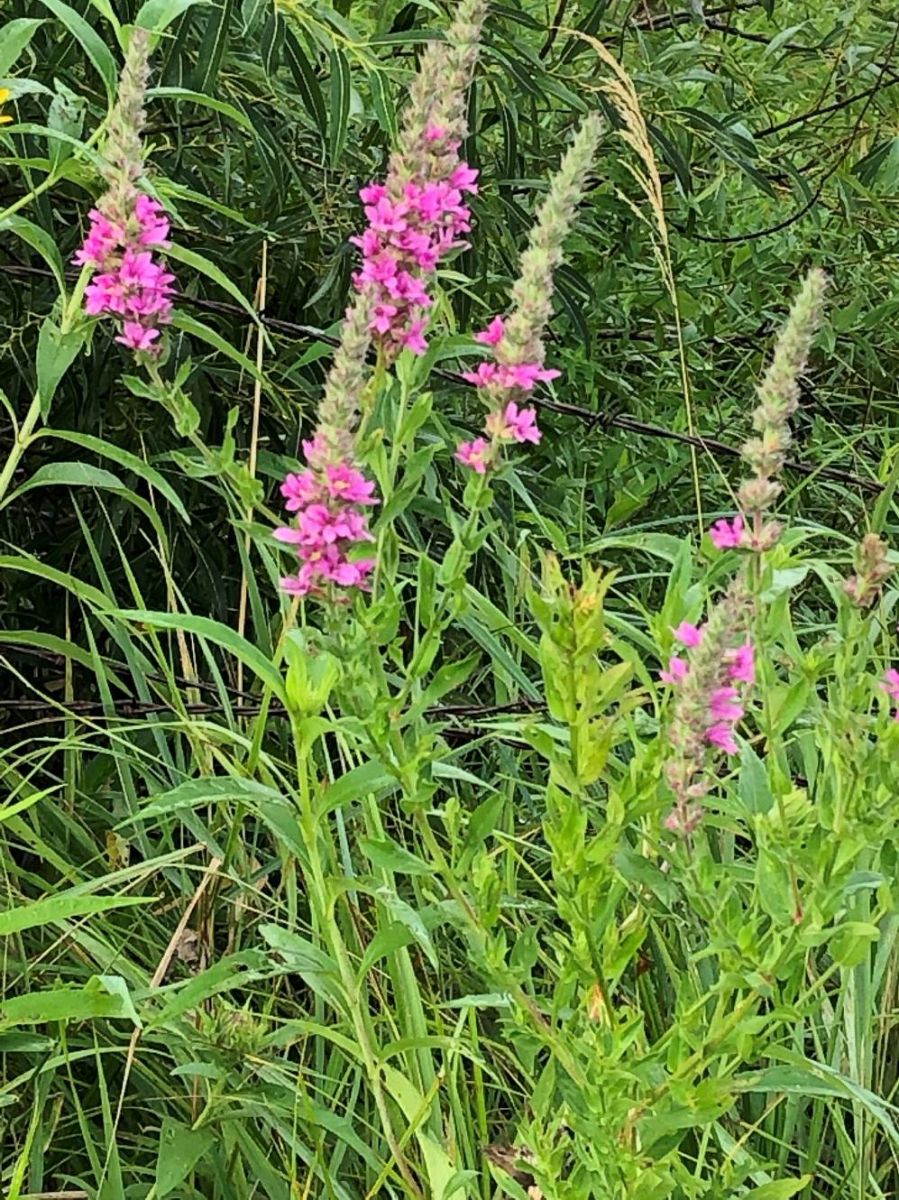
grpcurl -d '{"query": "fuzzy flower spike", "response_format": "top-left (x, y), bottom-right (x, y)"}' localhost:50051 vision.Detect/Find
top-left (709, 269), bottom-right (828, 553)
top-left (456, 113), bottom-right (602, 476)
top-left (661, 582), bottom-right (755, 835)
top-left (352, 0), bottom-right (487, 359)
top-left (661, 272), bottom-right (828, 834)
top-left (75, 28), bottom-right (176, 356)
top-left (275, 297), bottom-right (379, 601)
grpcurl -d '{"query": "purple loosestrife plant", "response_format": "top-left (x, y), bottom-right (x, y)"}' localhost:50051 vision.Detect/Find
top-left (352, 0), bottom-right (486, 359)
top-left (456, 113), bottom-right (602, 475)
top-left (275, 298), bottom-right (379, 601)
top-left (661, 271), bottom-right (828, 835)
top-left (709, 269), bottom-right (829, 553)
top-left (74, 29), bottom-right (176, 356)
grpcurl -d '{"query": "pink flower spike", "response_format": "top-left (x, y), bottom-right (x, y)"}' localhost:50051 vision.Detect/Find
top-left (660, 655), bottom-right (689, 685)
top-left (727, 641), bottom-right (755, 685)
top-left (456, 438), bottom-right (490, 474)
top-left (707, 722), bottom-right (739, 755)
top-left (674, 621), bottom-right (704, 648)
top-left (710, 515), bottom-right (746, 550)
top-left (475, 315), bottom-right (506, 346)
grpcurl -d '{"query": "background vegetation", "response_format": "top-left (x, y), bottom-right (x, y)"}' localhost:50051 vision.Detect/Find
top-left (1, 1), bottom-right (898, 1197)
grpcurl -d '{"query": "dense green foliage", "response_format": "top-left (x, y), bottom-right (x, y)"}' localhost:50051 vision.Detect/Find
top-left (1, 2), bottom-right (899, 1198)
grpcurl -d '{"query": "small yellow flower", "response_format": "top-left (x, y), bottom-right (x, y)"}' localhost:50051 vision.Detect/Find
top-left (0, 87), bottom-right (12, 125)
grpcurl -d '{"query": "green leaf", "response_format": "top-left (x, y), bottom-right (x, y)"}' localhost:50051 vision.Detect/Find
top-left (134, 0), bottom-right (206, 36)
top-left (120, 777), bottom-right (283, 826)
top-left (328, 48), bottom-right (351, 163)
top-left (4, 461), bottom-right (124, 510)
top-left (147, 85), bottom-right (251, 131)
top-left (283, 29), bottom-right (326, 139)
top-left (37, 0), bottom-right (118, 98)
top-left (164, 243), bottom-right (262, 327)
top-left (742, 1182), bottom-right (813, 1200)
top-left (0, 217), bottom-right (66, 301)
top-left (169, 312), bottom-right (273, 394)
top-left (0, 977), bottom-right (137, 1027)
top-left (0, 18), bottom-right (46, 75)
top-left (317, 761), bottom-right (399, 818)
top-left (155, 1119), bottom-right (215, 1197)
top-left (0, 892), bottom-right (151, 937)
top-left (739, 743), bottom-right (774, 815)
top-left (112, 610), bottom-right (287, 701)
top-left (360, 837), bottom-right (433, 876)
top-left (40, 429), bottom-right (189, 520)
top-left (36, 319), bottom-right (86, 417)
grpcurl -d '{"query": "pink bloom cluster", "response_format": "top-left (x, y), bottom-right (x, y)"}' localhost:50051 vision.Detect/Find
top-left (275, 443), bottom-right (377, 598)
top-left (709, 514), bottom-right (747, 550)
top-left (883, 669), bottom-right (899, 721)
top-left (76, 195), bottom-right (175, 353)
top-left (455, 397), bottom-right (542, 474)
top-left (352, 137), bottom-right (478, 357)
top-left (462, 314), bottom-right (560, 393)
top-left (455, 315), bottom-right (557, 474)
top-left (661, 621), bottom-right (755, 755)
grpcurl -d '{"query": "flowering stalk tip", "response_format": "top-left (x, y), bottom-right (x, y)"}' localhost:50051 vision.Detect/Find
top-left (351, 0), bottom-right (486, 358)
top-left (660, 582), bottom-right (755, 834)
top-left (275, 296), bottom-right (380, 602)
top-left (74, 28), bottom-right (177, 356)
top-left (456, 113), bottom-right (602, 476)
top-left (708, 269), bottom-right (828, 554)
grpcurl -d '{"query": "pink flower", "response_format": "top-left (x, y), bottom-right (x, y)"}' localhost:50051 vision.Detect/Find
top-left (727, 641), bottom-right (755, 685)
top-left (674, 622), bottom-right (704, 648)
top-left (134, 194), bottom-right (170, 246)
top-left (115, 322), bottom-right (160, 351)
top-left (505, 402), bottom-right (540, 444)
top-left (351, 151), bottom-right (477, 361)
top-left (450, 163), bottom-right (479, 192)
top-left (372, 302), bottom-right (399, 334)
top-left (498, 362), bottom-right (560, 391)
top-left (462, 362), bottom-right (499, 388)
top-left (707, 722), bottom-right (739, 755)
top-left (393, 271), bottom-right (431, 307)
top-left (281, 470), bottom-right (320, 510)
top-left (364, 196), bottom-right (409, 234)
top-left (660, 655), bottom-right (689, 684)
top-left (710, 515), bottom-right (746, 550)
top-left (456, 438), bottom-right (490, 473)
top-left (708, 686), bottom-right (744, 723)
top-left (276, 454), bottom-right (378, 601)
top-left (475, 315), bottom-right (506, 346)
top-left (401, 319), bottom-right (429, 355)
top-left (486, 401), bottom-right (540, 445)
top-left (73, 209), bottom-right (122, 267)
top-left (323, 464), bottom-right (378, 505)
top-left (359, 182), bottom-right (387, 205)
top-left (425, 123), bottom-right (448, 142)
top-left (883, 668), bottom-right (899, 701)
